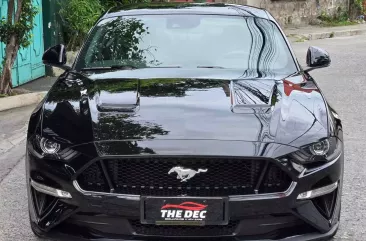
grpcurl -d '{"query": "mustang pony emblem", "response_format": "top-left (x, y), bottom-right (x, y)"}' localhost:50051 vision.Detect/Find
top-left (168, 166), bottom-right (208, 182)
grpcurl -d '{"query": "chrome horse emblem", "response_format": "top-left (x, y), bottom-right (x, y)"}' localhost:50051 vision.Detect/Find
top-left (168, 166), bottom-right (208, 182)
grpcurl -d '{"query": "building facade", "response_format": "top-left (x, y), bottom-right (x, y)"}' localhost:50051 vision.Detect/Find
top-left (220, 0), bottom-right (349, 26)
top-left (0, 0), bottom-right (45, 87)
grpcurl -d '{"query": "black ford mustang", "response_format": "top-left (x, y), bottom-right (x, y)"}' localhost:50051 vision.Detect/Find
top-left (27, 3), bottom-right (344, 241)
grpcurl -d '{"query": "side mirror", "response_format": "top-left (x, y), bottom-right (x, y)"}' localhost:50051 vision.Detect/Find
top-left (42, 44), bottom-right (71, 71)
top-left (305, 46), bottom-right (331, 72)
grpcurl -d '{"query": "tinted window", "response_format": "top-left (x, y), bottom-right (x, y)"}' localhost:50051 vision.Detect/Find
top-left (75, 15), bottom-right (297, 74)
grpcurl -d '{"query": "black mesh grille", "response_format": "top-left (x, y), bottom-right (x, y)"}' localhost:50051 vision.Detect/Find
top-left (76, 161), bottom-right (107, 193)
top-left (76, 156), bottom-right (292, 196)
top-left (261, 164), bottom-right (292, 193)
top-left (129, 219), bottom-right (239, 236)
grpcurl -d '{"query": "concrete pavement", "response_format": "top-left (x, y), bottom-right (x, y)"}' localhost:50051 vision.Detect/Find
top-left (0, 105), bottom-right (35, 153)
top-left (286, 23), bottom-right (366, 42)
top-left (0, 76), bottom-right (55, 112)
top-left (17, 76), bottom-right (57, 92)
top-left (293, 35), bottom-right (366, 240)
top-left (0, 105), bottom-right (36, 183)
top-left (0, 92), bottom-right (46, 112)
top-left (0, 160), bottom-right (42, 241)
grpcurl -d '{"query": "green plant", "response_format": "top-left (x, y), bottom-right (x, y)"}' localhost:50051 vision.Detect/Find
top-left (59, 0), bottom-right (103, 50)
top-left (317, 8), bottom-right (357, 26)
top-left (102, 0), bottom-right (156, 9)
top-left (87, 17), bottom-right (160, 68)
top-left (59, 0), bottom-right (153, 51)
top-left (354, 0), bottom-right (364, 13)
top-left (0, 0), bottom-right (38, 95)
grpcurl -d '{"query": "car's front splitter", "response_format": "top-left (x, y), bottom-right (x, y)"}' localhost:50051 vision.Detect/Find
top-left (30, 219), bottom-right (339, 241)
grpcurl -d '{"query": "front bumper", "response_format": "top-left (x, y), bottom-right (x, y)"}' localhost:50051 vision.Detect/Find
top-left (26, 149), bottom-right (343, 240)
top-left (32, 222), bottom-right (339, 241)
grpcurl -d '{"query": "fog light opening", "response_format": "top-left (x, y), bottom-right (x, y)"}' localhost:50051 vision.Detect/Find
top-left (31, 180), bottom-right (72, 199)
top-left (297, 182), bottom-right (338, 200)
top-left (313, 189), bottom-right (338, 219)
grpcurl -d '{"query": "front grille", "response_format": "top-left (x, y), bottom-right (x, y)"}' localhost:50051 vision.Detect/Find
top-left (129, 219), bottom-right (239, 236)
top-left (76, 156), bottom-right (292, 196)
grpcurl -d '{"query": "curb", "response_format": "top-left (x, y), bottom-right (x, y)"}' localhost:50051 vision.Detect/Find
top-left (0, 92), bottom-right (47, 112)
top-left (287, 28), bottom-right (366, 42)
top-left (308, 29), bottom-right (366, 40)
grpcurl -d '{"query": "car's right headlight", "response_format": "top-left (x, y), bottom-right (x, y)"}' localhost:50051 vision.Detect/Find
top-left (39, 136), bottom-right (61, 154)
top-left (29, 134), bottom-right (80, 161)
top-left (32, 134), bottom-right (61, 156)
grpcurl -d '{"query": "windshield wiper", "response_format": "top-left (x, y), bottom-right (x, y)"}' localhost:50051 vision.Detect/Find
top-left (197, 66), bottom-right (225, 69)
top-left (81, 64), bottom-right (138, 71)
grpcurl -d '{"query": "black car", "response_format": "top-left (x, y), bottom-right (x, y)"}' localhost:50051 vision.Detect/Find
top-left (27, 3), bottom-right (344, 241)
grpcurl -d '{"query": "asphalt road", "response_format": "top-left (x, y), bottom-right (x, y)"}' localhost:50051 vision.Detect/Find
top-left (1, 35), bottom-right (366, 241)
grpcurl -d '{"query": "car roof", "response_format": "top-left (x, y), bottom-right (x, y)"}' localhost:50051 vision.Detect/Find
top-left (103, 3), bottom-right (270, 20)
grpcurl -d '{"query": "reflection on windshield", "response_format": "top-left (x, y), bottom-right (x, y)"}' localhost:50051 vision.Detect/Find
top-left (76, 15), bottom-right (297, 74)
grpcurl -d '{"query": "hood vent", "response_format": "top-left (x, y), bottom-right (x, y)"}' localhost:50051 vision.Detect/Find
top-left (96, 90), bottom-right (139, 112)
top-left (230, 80), bottom-right (277, 114)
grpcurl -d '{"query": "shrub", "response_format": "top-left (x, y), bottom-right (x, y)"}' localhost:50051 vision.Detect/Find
top-left (59, 0), bottom-right (103, 50)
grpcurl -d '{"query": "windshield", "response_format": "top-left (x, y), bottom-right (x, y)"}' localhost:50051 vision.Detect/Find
top-left (75, 14), bottom-right (297, 74)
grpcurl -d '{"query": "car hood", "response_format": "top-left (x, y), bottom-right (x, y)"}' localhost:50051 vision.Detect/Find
top-left (41, 69), bottom-right (329, 157)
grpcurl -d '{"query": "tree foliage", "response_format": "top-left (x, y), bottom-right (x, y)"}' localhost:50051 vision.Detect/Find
top-left (59, 0), bottom-right (103, 50)
top-left (59, 0), bottom-right (151, 51)
top-left (0, 1), bottom-right (38, 48)
top-left (0, 0), bottom-right (38, 95)
top-left (86, 17), bottom-right (156, 67)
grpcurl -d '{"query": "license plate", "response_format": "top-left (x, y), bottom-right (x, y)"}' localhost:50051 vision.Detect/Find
top-left (141, 197), bottom-right (228, 226)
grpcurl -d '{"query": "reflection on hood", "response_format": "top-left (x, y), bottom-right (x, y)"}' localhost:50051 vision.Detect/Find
top-left (41, 72), bottom-right (328, 154)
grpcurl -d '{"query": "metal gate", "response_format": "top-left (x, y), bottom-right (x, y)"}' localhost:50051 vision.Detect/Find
top-left (0, 0), bottom-right (45, 87)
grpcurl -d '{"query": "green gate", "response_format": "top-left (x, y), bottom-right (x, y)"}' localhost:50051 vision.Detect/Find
top-left (0, 0), bottom-right (45, 87)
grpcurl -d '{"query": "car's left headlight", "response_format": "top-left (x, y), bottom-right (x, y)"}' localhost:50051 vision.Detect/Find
top-left (290, 137), bottom-right (342, 164)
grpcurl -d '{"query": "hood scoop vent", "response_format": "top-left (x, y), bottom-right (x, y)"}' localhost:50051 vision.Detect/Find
top-left (96, 91), bottom-right (139, 112)
top-left (230, 80), bottom-right (277, 114)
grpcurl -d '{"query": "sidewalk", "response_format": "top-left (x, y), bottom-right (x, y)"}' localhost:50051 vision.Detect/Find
top-left (16, 76), bottom-right (57, 92)
top-left (0, 76), bottom-right (56, 112)
top-left (0, 105), bottom-right (35, 155)
top-left (285, 23), bottom-right (366, 42)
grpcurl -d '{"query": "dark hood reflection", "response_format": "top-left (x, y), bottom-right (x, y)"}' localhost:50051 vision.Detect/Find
top-left (41, 71), bottom-right (328, 159)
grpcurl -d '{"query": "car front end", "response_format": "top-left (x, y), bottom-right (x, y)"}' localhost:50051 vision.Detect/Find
top-left (26, 74), bottom-right (343, 241)
top-left (27, 139), bottom-right (343, 241)
top-left (28, 3), bottom-right (344, 240)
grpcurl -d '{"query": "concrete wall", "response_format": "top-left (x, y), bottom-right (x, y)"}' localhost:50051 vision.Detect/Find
top-left (219, 0), bottom-right (349, 27)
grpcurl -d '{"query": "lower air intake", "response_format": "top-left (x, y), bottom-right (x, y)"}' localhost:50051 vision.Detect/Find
top-left (312, 188), bottom-right (338, 219)
top-left (129, 219), bottom-right (239, 236)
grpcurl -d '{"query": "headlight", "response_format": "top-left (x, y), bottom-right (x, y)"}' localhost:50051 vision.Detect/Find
top-left (30, 135), bottom-right (79, 161)
top-left (34, 135), bottom-right (61, 155)
top-left (309, 139), bottom-right (330, 156)
top-left (40, 137), bottom-right (61, 154)
top-left (290, 137), bottom-right (342, 164)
